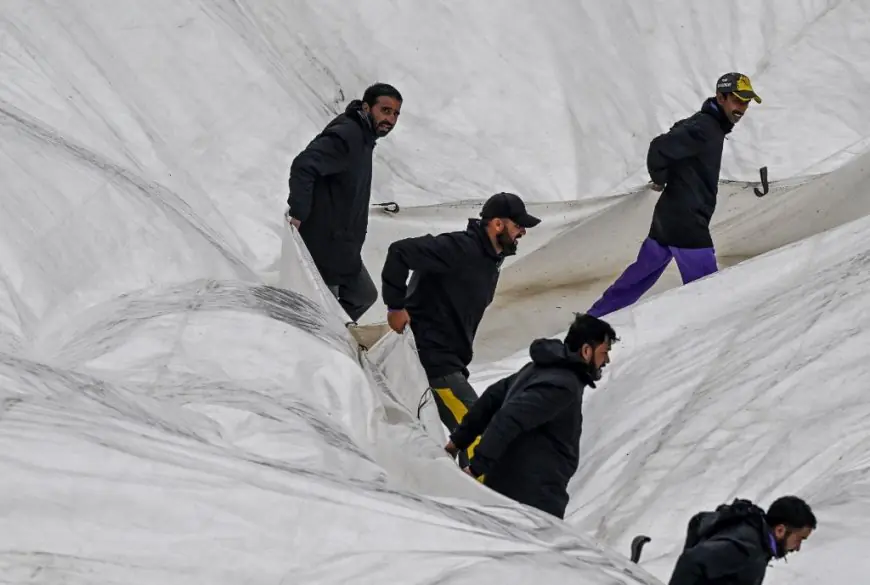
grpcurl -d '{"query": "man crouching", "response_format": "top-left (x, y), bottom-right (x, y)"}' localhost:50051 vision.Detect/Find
top-left (445, 313), bottom-right (616, 519)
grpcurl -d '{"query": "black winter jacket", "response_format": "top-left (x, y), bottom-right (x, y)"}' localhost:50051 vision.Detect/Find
top-left (288, 100), bottom-right (377, 284)
top-left (647, 97), bottom-right (735, 249)
top-left (381, 219), bottom-right (503, 379)
top-left (667, 498), bottom-right (776, 585)
top-left (449, 338), bottom-right (596, 519)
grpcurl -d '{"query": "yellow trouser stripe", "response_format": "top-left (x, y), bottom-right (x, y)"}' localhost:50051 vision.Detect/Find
top-left (434, 387), bottom-right (484, 483)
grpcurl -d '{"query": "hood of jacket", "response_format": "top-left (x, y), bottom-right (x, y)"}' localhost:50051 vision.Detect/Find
top-left (528, 338), bottom-right (597, 388)
top-left (685, 498), bottom-right (775, 557)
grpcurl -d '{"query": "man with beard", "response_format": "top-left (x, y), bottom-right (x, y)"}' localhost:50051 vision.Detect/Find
top-left (444, 313), bottom-right (616, 519)
top-left (287, 82), bottom-right (402, 323)
top-left (587, 72), bottom-right (762, 318)
top-left (667, 495), bottom-right (816, 585)
top-left (381, 192), bottom-right (540, 466)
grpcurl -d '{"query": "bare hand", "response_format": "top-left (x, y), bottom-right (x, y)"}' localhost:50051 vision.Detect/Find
top-left (444, 440), bottom-right (458, 458)
top-left (462, 466), bottom-right (476, 477)
top-left (289, 217), bottom-right (301, 229)
top-left (387, 309), bottom-right (410, 333)
top-left (649, 182), bottom-right (664, 192)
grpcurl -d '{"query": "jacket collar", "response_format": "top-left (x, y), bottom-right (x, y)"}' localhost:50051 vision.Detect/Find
top-left (701, 97), bottom-right (735, 134)
top-left (466, 218), bottom-right (503, 261)
top-left (343, 100), bottom-right (378, 144)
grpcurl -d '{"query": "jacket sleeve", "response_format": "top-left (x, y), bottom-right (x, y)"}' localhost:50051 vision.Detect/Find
top-left (646, 119), bottom-right (709, 186)
top-left (449, 373), bottom-right (516, 450)
top-left (287, 131), bottom-right (352, 222)
top-left (468, 381), bottom-right (576, 477)
top-left (381, 233), bottom-right (467, 310)
top-left (667, 540), bottom-right (754, 585)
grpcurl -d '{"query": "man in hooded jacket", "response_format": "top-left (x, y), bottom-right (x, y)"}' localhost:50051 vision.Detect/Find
top-left (444, 313), bottom-right (617, 519)
top-left (587, 72), bottom-right (762, 318)
top-left (287, 82), bottom-right (403, 323)
top-left (668, 495), bottom-right (816, 585)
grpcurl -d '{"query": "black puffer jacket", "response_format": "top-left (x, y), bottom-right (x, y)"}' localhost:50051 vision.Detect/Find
top-left (449, 338), bottom-right (596, 519)
top-left (381, 219), bottom-right (503, 379)
top-left (288, 101), bottom-right (377, 284)
top-left (667, 498), bottom-right (776, 585)
top-left (647, 97), bottom-right (735, 249)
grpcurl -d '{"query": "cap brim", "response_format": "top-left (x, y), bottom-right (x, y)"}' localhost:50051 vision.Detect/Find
top-left (734, 90), bottom-right (762, 104)
top-left (516, 213), bottom-right (541, 228)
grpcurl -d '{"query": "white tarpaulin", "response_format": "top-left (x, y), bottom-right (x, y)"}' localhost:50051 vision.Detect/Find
top-left (2, 1), bottom-right (870, 583)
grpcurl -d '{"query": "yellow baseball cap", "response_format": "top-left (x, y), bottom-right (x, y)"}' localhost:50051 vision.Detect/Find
top-left (716, 72), bottom-right (762, 104)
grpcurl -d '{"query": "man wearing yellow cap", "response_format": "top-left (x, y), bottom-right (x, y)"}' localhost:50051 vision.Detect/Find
top-left (587, 72), bottom-right (762, 318)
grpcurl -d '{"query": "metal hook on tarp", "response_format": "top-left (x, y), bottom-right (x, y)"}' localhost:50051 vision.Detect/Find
top-left (630, 534), bottom-right (651, 563)
top-left (372, 201), bottom-right (400, 214)
top-left (754, 166), bottom-right (769, 197)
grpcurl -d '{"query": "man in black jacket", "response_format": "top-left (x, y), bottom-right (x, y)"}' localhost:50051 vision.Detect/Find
top-left (381, 192), bottom-right (540, 465)
top-left (444, 313), bottom-right (617, 519)
top-left (288, 82), bottom-right (403, 323)
top-left (668, 495), bottom-right (816, 585)
top-left (587, 72), bottom-right (762, 318)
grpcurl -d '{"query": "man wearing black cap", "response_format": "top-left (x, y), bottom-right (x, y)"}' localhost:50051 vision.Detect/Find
top-left (587, 72), bottom-right (762, 318)
top-left (381, 192), bottom-right (540, 463)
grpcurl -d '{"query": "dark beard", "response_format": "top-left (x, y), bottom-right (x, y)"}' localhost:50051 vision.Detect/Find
top-left (375, 122), bottom-right (392, 136)
top-left (497, 231), bottom-right (518, 256)
top-left (773, 537), bottom-right (787, 558)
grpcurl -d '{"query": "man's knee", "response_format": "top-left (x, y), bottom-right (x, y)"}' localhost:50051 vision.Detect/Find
top-left (351, 267), bottom-right (378, 308)
top-left (358, 273), bottom-right (378, 311)
top-left (450, 376), bottom-right (478, 410)
top-left (337, 267), bottom-right (378, 322)
top-left (349, 277), bottom-right (377, 322)
top-left (429, 372), bottom-right (478, 425)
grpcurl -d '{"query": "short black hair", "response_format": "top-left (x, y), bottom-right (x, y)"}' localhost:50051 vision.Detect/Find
top-left (362, 83), bottom-right (403, 108)
top-left (564, 313), bottom-right (618, 352)
top-left (766, 495), bottom-right (817, 530)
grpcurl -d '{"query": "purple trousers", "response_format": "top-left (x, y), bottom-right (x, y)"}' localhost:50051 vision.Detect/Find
top-left (587, 237), bottom-right (718, 318)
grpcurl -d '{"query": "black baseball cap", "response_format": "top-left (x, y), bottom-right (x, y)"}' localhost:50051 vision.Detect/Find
top-left (480, 192), bottom-right (541, 228)
top-left (716, 72), bottom-right (762, 104)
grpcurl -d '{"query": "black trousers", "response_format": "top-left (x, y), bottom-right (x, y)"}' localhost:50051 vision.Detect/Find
top-left (327, 264), bottom-right (378, 323)
top-left (428, 371), bottom-right (480, 468)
